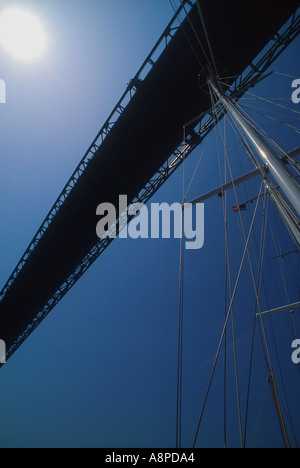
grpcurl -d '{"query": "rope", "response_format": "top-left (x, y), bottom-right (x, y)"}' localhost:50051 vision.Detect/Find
top-left (196, 0), bottom-right (218, 77)
top-left (250, 375), bottom-right (269, 448)
top-left (223, 118), bottom-right (229, 449)
top-left (209, 83), bottom-right (296, 449)
top-left (192, 180), bottom-right (264, 448)
top-left (176, 147), bottom-right (186, 448)
top-left (179, 0), bottom-right (212, 70)
top-left (243, 190), bottom-right (269, 447)
top-left (176, 211), bottom-right (185, 448)
top-left (243, 90), bottom-right (300, 116)
top-left (209, 85), bottom-right (265, 447)
top-left (183, 132), bottom-right (212, 203)
top-left (169, 0), bottom-right (204, 69)
top-left (210, 91), bottom-right (244, 447)
top-left (234, 99), bottom-right (300, 176)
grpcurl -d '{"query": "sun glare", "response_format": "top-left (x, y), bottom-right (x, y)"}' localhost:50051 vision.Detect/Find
top-left (0, 9), bottom-right (46, 60)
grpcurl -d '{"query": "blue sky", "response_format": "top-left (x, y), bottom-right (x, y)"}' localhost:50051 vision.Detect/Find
top-left (0, 0), bottom-right (299, 448)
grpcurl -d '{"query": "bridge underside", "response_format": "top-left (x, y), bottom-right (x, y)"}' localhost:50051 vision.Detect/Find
top-left (0, 0), bottom-right (299, 362)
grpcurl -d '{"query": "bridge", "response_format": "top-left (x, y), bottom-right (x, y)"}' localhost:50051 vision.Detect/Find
top-left (0, 0), bottom-right (299, 365)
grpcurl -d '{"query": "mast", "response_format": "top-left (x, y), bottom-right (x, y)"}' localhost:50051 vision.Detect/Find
top-left (209, 80), bottom-right (300, 250)
top-left (208, 78), bottom-right (297, 448)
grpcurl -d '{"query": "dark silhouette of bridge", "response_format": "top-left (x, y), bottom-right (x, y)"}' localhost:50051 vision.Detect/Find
top-left (0, 0), bottom-right (299, 365)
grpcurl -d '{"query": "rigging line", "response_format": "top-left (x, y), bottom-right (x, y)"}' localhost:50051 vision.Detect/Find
top-left (222, 117), bottom-right (229, 450)
top-left (210, 81), bottom-right (297, 446)
top-left (210, 86), bottom-right (267, 307)
top-left (191, 128), bottom-right (247, 198)
top-left (176, 211), bottom-right (185, 449)
top-left (236, 102), bottom-right (300, 122)
top-left (169, 0), bottom-right (204, 69)
top-left (192, 180), bottom-right (264, 449)
top-left (277, 213), bottom-right (300, 285)
top-left (223, 206), bottom-right (228, 449)
top-left (268, 372), bottom-right (291, 449)
top-left (270, 209), bottom-right (293, 303)
top-left (228, 121), bottom-right (296, 343)
top-left (243, 190), bottom-right (269, 448)
top-left (179, 0), bottom-right (215, 76)
top-left (267, 184), bottom-right (300, 227)
top-left (219, 119), bottom-right (237, 448)
top-left (240, 97), bottom-right (293, 102)
top-left (213, 96), bottom-right (271, 450)
top-left (252, 205), bottom-right (298, 446)
top-left (268, 313), bottom-right (300, 447)
top-left (227, 117), bottom-right (273, 378)
top-left (268, 249), bottom-right (299, 261)
top-left (234, 100), bottom-right (300, 175)
top-left (271, 187), bottom-right (300, 227)
top-left (275, 205), bottom-right (300, 300)
top-left (268, 227), bottom-right (300, 445)
top-left (208, 82), bottom-right (257, 445)
top-left (223, 99), bottom-right (300, 211)
top-left (237, 190), bottom-right (293, 450)
top-left (271, 207), bottom-right (299, 340)
top-left (210, 86), bottom-right (263, 176)
top-left (211, 88), bottom-right (293, 448)
top-left (265, 250), bottom-right (300, 326)
top-left (195, 0), bottom-right (218, 76)
top-left (223, 114), bottom-right (288, 359)
top-left (212, 92), bottom-right (266, 282)
top-left (244, 90), bottom-right (300, 116)
top-left (176, 146), bottom-right (186, 449)
top-left (218, 76), bottom-right (269, 92)
top-left (225, 116), bottom-right (269, 369)
top-left (193, 123), bottom-right (251, 196)
top-left (241, 106), bottom-right (300, 133)
top-left (218, 77), bottom-right (297, 103)
top-left (253, 202), bottom-right (275, 369)
top-left (210, 89), bottom-right (244, 447)
top-left (273, 71), bottom-right (300, 79)
top-left (234, 96), bottom-right (295, 147)
top-left (212, 108), bottom-right (231, 449)
top-left (183, 131), bottom-right (212, 203)
top-left (250, 375), bottom-right (269, 448)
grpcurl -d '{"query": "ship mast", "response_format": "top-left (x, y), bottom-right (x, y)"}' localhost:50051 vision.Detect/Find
top-left (208, 78), bottom-right (299, 448)
top-left (209, 79), bottom-right (300, 251)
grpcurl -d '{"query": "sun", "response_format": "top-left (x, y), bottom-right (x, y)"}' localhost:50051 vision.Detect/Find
top-left (0, 8), bottom-right (46, 60)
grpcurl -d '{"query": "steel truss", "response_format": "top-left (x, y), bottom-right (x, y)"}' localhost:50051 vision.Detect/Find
top-left (2, 4), bottom-right (300, 362)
